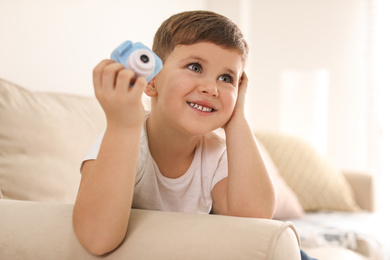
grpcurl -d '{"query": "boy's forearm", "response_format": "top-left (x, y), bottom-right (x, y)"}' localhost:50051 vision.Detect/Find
top-left (224, 117), bottom-right (276, 219)
top-left (73, 125), bottom-right (142, 255)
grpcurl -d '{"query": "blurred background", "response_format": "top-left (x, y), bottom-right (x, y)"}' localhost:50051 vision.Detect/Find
top-left (1, 0), bottom-right (389, 211)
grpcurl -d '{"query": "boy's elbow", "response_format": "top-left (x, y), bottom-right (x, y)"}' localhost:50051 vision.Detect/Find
top-left (259, 195), bottom-right (277, 219)
top-left (84, 241), bottom-right (118, 256)
top-left (89, 246), bottom-right (116, 256)
top-left (76, 231), bottom-right (124, 256)
top-left (236, 198), bottom-right (277, 219)
top-left (234, 207), bottom-right (275, 219)
top-left (73, 218), bottom-right (125, 256)
top-left (222, 201), bottom-right (276, 219)
top-left (252, 189), bottom-right (277, 219)
top-left (255, 207), bottom-right (276, 219)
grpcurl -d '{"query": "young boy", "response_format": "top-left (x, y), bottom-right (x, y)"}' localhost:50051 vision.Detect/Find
top-left (73, 10), bottom-right (276, 255)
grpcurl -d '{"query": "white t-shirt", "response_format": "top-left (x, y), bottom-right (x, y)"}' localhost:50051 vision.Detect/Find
top-left (83, 113), bottom-right (228, 214)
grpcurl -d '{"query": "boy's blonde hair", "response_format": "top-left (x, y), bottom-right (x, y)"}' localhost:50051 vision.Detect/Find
top-left (153, 10), bottom-right (249, 63)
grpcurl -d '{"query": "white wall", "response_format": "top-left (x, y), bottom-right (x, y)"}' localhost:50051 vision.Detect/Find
top-left (0, 0), bottom-right (370, 172)
top-left (0, 0), bottom-right (206, 96)
top-left (247, 0), bottom-right (369, 171)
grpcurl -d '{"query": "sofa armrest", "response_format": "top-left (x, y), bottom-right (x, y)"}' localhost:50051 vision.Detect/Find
top-left (342, 171), bottom-right (376, 212)
top-left (0, 200), bottom-right (301, 260)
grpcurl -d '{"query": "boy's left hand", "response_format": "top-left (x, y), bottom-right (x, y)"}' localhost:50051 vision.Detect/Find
top-left (223, 72), bottom-right (248, 129)
top-left (235, 71), bottom-right (249, 114)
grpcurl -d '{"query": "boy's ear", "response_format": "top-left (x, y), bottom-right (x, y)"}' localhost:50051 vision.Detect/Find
top-left (144, 78), bottom-right (158, 97)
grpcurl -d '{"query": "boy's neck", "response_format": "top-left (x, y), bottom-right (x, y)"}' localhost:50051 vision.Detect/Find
top-left (146, 114), bottom-right (201, 178)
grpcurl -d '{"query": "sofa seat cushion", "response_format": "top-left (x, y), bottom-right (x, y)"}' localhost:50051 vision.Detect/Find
top-left (302, 246), bottom-right (368, 260)
top-left (0, 78), bottom-right (105, 203)
top-left (291, 212), bottom-right (390, 260)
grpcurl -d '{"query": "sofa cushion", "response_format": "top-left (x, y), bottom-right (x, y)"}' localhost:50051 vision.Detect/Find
top-left (257, 141), bottom-right (305, 219)
top-left (0, 78), bottom-right (105, 203)
top-left (255, 131), bottom-right (360, 212)
top-left (302, 246), bottom-right (368, 260)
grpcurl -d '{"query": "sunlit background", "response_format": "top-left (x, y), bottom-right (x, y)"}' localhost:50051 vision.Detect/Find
top-left (370, 0), bottom-right (390, 213)
top-left (1, 0), bottom-right (389, 211)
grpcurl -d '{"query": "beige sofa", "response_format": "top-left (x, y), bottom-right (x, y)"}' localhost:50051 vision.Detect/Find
top-left (0, 78), bottom-right (301, 259)
top-left (0, 78), bottom-right (384, 259)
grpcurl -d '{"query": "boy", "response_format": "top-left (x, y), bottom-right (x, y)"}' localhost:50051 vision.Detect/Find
top-left (73, 10), bottom-right (276, 255)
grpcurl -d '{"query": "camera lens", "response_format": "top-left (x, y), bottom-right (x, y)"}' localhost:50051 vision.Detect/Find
top-left (140, 55), bottom-right (149, 63)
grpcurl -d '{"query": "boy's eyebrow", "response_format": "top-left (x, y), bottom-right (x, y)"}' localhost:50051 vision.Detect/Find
top-left (184, 55), bottom-right (239, 76)
top-left (221, 67), bottom-right (239, 77)
top-left (185, 55), bottom-right (207, 62)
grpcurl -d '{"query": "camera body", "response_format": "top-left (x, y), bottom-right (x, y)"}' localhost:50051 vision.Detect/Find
top-left (110, 41), bottom-right (163, 83)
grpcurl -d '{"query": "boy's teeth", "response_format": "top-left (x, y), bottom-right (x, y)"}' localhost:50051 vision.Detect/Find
top-left (188, 102), bottom-right (213, 112)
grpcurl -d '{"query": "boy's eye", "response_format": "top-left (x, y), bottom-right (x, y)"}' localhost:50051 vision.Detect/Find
top-left (188, 63), bottom-right (202, 73)
top-left (218, 74), bottom-right (234, 84)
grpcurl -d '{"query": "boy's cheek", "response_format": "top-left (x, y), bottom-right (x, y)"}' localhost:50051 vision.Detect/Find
top-left (225, 92), bottom-right (237, 108)
top-left (229, 91), bottom-right (239, 106)
top-left (225, 98), bottom-right (237, 116)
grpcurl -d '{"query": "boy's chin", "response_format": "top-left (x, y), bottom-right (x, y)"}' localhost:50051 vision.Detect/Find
top-left (191, 126), bottom-right (226, 137)
top-left (183, 125), bottom-right (219, 137)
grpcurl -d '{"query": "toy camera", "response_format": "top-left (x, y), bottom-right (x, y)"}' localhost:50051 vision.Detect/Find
top-left (110, 41), bottom-right (163, 83)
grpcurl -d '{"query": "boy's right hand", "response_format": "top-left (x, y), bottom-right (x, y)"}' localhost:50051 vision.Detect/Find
top-left (93, 59), bottom-right (147, 130)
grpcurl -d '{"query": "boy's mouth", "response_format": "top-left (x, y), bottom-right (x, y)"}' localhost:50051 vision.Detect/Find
top-left (187, 102), bottom-right (215, 112)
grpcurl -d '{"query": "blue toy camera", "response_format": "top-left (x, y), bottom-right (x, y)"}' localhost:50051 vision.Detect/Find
top-left (110, 41), bottom-right (163, 83)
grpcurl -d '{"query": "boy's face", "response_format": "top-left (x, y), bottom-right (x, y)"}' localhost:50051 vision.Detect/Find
top-left (149, 42), bottom-right (244, 136)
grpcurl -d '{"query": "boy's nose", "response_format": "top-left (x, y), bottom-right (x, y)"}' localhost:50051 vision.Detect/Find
top-left (198, 80), bottom-right (219, 97)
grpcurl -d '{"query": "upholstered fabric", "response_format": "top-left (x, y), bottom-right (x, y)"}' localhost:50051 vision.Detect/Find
top-left (0, 79), bottom-right (105, 203)
top-left (303, 246), bottom-right (368, 260)
top-left (343, 171), bottom-right (376, 212)
top-left (0, 200), bottom-right (301, 260)
top-left (255, 131), bottom-right (360, 212)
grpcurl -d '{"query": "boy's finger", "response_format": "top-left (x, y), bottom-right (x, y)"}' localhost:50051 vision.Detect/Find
top-left (237, 72), bottom-right (249, 98)
top-left (115, 69), bottom-right (136, 92)
top-left (92, 59), bottom-right (115, 92)
top-left (239, 71), bottom-right (249, 90)
top-left (235, 72), bottom-right (249, 108)
top-left (131, 77), bottom-right (147, 97)
top-left (101, 62), bottom-right (125, 91)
